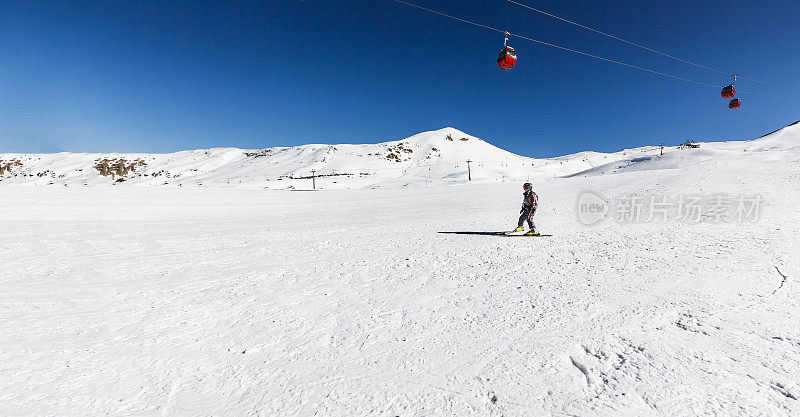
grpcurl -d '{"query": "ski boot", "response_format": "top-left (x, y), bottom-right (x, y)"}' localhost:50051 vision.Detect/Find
top-left (512, 226), bottom-right (524, 233)
top-left (525, 229), bottom-right (540, 236)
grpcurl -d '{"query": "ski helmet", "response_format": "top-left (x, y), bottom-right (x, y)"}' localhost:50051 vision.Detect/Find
top-left (523, 182), bottom-right (532, 191)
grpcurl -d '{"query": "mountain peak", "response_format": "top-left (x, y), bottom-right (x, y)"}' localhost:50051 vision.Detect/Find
top-left (400, 127), bottom-right (482, 146)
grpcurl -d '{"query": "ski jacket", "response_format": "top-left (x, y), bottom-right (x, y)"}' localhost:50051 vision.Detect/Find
top-left (522, 191), bottom-right (538, 210)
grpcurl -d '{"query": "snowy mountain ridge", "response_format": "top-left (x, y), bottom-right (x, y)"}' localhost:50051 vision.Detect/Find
top-left (1, 123), bottom-right (797, 189)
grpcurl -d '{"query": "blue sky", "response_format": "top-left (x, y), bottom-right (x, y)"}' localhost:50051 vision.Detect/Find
top-left (1, 0), bottom-right (798, 157)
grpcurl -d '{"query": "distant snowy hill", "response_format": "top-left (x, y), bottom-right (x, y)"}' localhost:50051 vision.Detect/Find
top-left (1, 124), bottom-right (797, 189)
top-left (564, 120), bottom-right (800, 178)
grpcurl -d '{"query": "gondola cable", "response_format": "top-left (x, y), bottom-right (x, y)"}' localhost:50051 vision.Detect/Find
top-left (390, 0), bottom-right (717, 88)
top-left (389, 0), bottom-right (800, 102)
top-left (502, 0), bottom-right (800, 93)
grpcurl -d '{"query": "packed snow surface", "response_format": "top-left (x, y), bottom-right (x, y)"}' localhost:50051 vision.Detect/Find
top-left (1, 123), bottom-right (799, 416)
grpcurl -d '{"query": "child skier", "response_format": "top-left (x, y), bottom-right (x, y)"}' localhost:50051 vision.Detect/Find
top-left (512, 182), bottom-right (539, 235)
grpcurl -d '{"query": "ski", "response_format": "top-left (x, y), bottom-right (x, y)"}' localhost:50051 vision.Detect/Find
top-left (504, 229), bottom-right (547, 236)
top-left (438, 231), bottom-right (551, 237)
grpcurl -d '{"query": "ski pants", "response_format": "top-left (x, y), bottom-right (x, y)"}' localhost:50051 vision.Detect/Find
top-left (518, 206), bottom-right (536, 229)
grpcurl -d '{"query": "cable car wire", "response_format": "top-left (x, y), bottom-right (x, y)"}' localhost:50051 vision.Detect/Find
top-left (502, 0), bottom-right (727, 75)
top-left (737, 76), bottom-right (800, 93)
top-left (739, 91), bottom-right (800, 101)
top-left (391, 0), bottom-right (506, 35)
top-left (390, 0), bottom-right (718, 88)
top-left (389, 0), bottom-right (800, 101)
top-left (508, 32), bottom-right (719, 88)
top-left (502, 0), bottom-right (800, 93)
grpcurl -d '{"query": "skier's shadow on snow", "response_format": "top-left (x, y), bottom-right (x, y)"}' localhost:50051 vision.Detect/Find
top-left (437, 231), bottom-right (508, 236)
top-left (438, 231), bottom-right (552, 237)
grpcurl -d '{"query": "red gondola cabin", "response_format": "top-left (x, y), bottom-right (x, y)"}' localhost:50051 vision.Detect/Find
top-left (729, 98), bottom-right (741, 109)
top-left (497, 46), bottom-right (517, 70)
top-left (721, 85), bottom-right (735, 99)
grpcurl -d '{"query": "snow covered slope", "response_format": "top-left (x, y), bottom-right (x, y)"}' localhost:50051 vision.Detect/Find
top-left (567, 120), bottom-right (800, 178)
top-left (0, 127), bottom-right (659, 189)
top-left (1, 121), bottom-right (799, 416)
